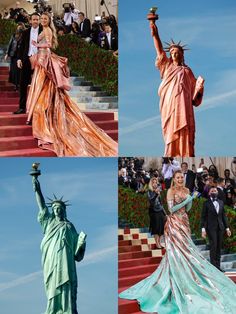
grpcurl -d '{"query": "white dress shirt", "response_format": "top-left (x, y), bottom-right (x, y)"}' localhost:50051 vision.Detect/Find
top-left (28, 26), bottom-right (39, 56)
top-left (211, 197), bottom-right (219, 214)
top-left (106, 32), bottom-right (112, 49)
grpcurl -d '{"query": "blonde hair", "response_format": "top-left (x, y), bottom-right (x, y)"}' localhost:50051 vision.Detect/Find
top-left (170, 170), bottom-right (184, 189)
top-left (42, 12), bottom-right (58, 49)
top-left (148, 177), bottom-right (158, 192)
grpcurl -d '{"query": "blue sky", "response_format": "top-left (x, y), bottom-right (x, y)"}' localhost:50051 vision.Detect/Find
top-left (0, 158), bottom-right (117, 314)
top-left (119, 0), bottom-right (236, 156)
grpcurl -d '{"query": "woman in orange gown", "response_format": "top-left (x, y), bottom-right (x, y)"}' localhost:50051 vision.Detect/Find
top-left (150, 23), bottom-right (204, 157)
top-left (26, 12), bottom-right (117, 157)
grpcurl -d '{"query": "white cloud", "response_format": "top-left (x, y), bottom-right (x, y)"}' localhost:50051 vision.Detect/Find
top-left (0, 271), bottom-right (42, 293)
top-left (120, 115), bottom-right (161, 135)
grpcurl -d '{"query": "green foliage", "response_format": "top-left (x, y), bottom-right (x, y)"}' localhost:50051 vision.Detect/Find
top-left (55, 35), bottom-right (118, 96)
top-left (0, 19), bottom-right (16, 46)
top-left (118, 186), bottom-right (236, 253)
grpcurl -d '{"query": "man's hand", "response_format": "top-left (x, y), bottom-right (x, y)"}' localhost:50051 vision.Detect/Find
top-left (226, 229), bottom-right (231, 237)
top-left (17, 60), bottom-right (22, 69)
top-left (202, 230), bottom-right (207, 239)
top-left (4, 54), bottom-right (8, 61)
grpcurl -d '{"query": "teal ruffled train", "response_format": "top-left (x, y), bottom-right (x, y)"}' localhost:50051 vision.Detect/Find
top-left (119, 195), bottom-right (236, 313)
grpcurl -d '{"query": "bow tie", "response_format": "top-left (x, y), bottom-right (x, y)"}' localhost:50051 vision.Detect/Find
top-left (212, 198), bottom-right (218, 202)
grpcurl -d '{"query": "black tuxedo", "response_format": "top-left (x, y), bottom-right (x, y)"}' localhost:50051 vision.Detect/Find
top-left (184, 170), bottom-right (196, 192)
top-left (101, 32), bottom-right (118, 51)
top-left (17, 26), bottom-right (42, 111)
top-left (79, 18), bottom-right (91, 38)
top-left (217, 187), bottom-right (226, 205)
top-left (201, 198), bottom-right (228, 269)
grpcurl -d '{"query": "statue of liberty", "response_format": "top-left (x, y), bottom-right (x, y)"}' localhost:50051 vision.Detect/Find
top-left (30, 163), bottom-right (86, 314)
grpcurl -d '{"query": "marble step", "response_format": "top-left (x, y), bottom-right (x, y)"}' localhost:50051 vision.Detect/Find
top-left (80, 101), bottom-right (118, 110)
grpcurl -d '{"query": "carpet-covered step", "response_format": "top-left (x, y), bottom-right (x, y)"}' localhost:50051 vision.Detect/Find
top-left (119, 243), bottom-right (157, 254)
top-left (0, 85), bottom-right (15, 91)
top-left (118, 233), bottom-right (151, 241)
top-left (119, 299), bottom-right (140, 314)
top-left (0, 75), bottom-right (9, 81)
top-left (0, 147), bottom-right (56, 157)
top-left (0, 91), bottom-right (18, 98)
top-left (0, 81), bottom-right (14, 86)
top-left (0, 104), bottom-right (18, 112)
top-left (119, 239), bottom-right (156, 247)
top-left (0, 125), bottom-right (32, 137)
top-left (0, 136), bottom-right (38, 151)
top-left (119, 263), bottom-right (157, 278)
top-left (119, 271), bottom-right (159, 289)
top-left (119, 256), bottom-right (162, 269)
top-left (0, 97), bottom-right (18, 105)
top-left (95, 120), bottom-right (118, 130)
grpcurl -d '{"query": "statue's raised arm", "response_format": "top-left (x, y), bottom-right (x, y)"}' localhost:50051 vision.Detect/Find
top-left (32, 175), bottom-right (47, 212)
top-left (150, 22), bottom-right (164, 56)
top-left (29, 163), bottom-right (50, 226)
top-left (147, 7), bottom-right (165, 57)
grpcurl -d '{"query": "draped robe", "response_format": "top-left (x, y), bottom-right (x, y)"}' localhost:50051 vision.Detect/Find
top-left (38, 207), bottom-right (86, 314)
top-left (156, 52), bottom-right (203, 157)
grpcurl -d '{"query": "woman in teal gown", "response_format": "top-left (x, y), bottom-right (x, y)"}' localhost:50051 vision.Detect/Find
top-left (119, 170), bottom-right (236, 313)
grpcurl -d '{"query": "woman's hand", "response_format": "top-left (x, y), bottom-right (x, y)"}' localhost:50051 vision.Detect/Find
top-left (192, 191), bottom-right (200, 199)
top-left (31, 40), bottom-right (38, 47)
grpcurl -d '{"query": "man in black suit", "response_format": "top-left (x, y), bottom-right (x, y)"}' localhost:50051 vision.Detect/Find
top-left (15, 13), bottom-right (41, 114)
top-left (100, 23), bottom-right (118, 51)
top-left (201, 186), bottom-right (231, 270)
top-left (78, 12), bottom-right (91, 38)
top-left (181, 162), bottom-right (196, 192)
top-left (216, 177), bottom-right (226, 204)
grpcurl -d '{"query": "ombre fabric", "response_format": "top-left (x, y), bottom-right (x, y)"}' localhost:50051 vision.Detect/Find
top-left (119, 195), bottom-right (236, 313)
top-left (156, 53), bottom-right (203, 157)
top-left (26, 36), bottom-right (118, 157)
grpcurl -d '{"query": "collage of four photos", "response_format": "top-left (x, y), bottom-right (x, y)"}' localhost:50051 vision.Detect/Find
top-left (0, 0), bottom-right (236, 313)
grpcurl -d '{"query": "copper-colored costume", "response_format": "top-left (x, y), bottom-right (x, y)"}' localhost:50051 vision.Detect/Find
top-left (156, 52), bottom-right (203, 157)
top-left (26, 34), bottom-right (117, 157)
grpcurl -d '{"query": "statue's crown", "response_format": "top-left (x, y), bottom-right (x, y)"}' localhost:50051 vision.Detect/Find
top-left (164, 39), bottom-right (189, 53)
top-left (46, 194), bottom-right (71, 208)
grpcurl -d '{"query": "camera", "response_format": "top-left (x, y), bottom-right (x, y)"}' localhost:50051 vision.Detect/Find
top-left (63, 3), bottom-right (74, 13)
top-left (162, 157), bottom-right (173, 164)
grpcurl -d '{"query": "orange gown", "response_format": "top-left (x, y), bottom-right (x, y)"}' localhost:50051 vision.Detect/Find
top-left (156, 52), bottom-right (203, 157)
top-left (26, 35), bottom-right (118, 157)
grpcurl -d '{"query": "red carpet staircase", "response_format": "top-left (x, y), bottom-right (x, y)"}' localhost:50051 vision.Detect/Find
top-left (118, 228), bottom-right (236, 314)
top-left (118, 228), bottom-right (164, 314)
top-left (0, 65), bottom-right (118, 157)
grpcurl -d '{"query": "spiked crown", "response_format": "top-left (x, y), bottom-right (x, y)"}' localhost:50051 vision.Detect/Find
top-left (164, 39), bottom-right (189, 53)
top-left (46, 194), bottom-right (72, 209)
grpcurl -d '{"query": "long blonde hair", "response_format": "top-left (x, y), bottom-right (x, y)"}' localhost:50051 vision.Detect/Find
top-left (148, 177), bottom-right (158, 192)
top-left (42, 12), bottom-right (58, 49)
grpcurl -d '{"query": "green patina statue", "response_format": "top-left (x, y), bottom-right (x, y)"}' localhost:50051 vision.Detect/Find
top-left (30, 163), bottom-right (86, 314)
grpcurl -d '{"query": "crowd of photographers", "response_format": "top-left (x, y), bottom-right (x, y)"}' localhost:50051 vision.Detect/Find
top-left (118, 157), bottom-right (236, 210)
top-left (1, 1), bottom-right (118, 53)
